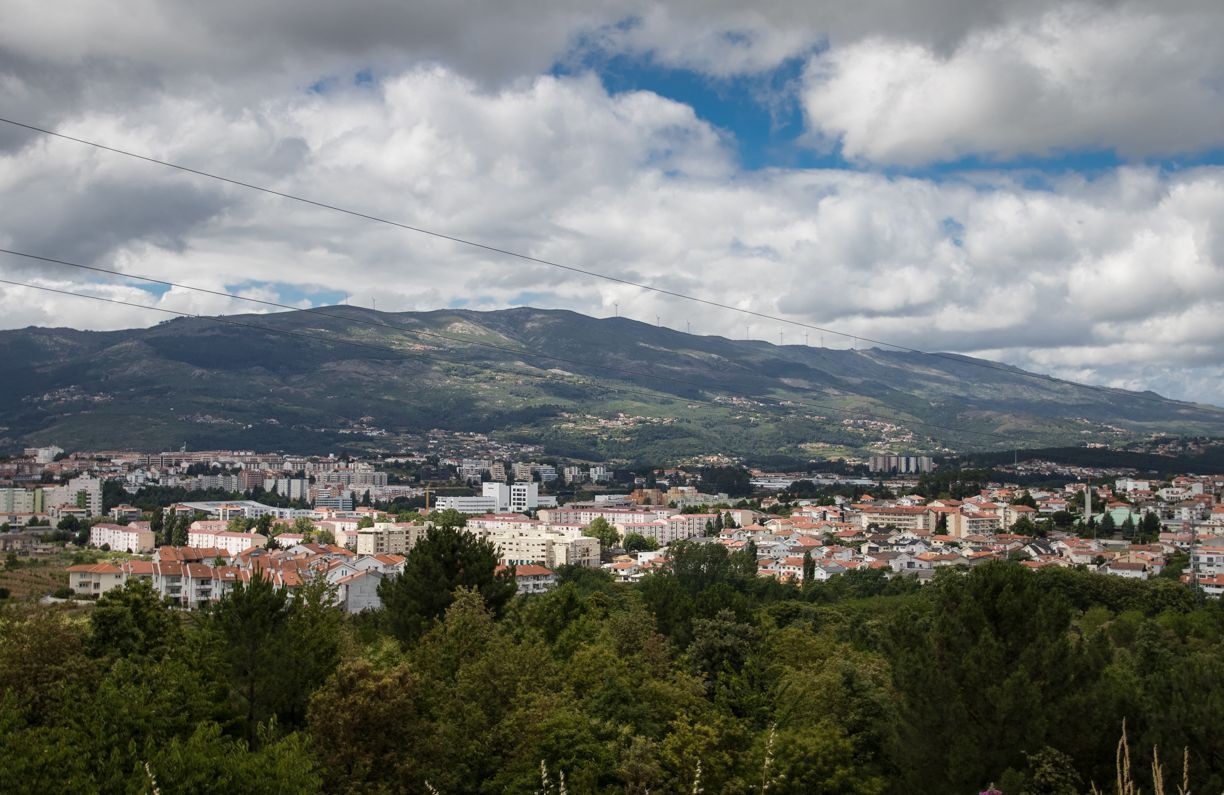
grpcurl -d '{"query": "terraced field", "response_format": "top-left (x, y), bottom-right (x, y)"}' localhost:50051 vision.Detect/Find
top-left (0, 563), bottom-right (68, 600)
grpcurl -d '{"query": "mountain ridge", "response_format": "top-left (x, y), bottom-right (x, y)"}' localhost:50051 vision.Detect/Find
top-left (2, 305), bottom-right (1221, 463)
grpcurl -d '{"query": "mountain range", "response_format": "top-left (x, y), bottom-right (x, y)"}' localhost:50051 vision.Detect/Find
top-left (3, 306), bottom-right (1222, 464)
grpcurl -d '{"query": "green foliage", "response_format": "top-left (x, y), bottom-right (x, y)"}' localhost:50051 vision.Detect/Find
top-left (623, 532), bottom-right (659, 552)
top-left (584, 516), bottom-right (620, 552)
top-left (429, 508), bottom-right (467, 530)
top-left (3, 545), bottom-right (1224, 792)
top-left (378, 525), bottom-right (516, 643)
top-left (202, 573), bottom-right (340, 744)
top-left (89, 579), bottom-right (180, 659)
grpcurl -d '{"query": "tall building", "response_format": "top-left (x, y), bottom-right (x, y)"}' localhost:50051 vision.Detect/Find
top-left (43, 475), bottom-right (102, 517)
top-left (436, 482), bottom-right (543, 514)
top-left (0, 487), bottom-right (42, 513)
top-left (868, 455), bottom-right (933, 474)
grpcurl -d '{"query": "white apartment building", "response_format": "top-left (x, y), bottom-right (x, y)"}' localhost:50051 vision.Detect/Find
top-left (458, 459), bottom-right (492, 482)
top-left (436, 482), bottom-right (544, 514)
top-left (1191, 545), bottom-right (1224, 578)
top-left (482, 482), bottom-right (541, 512)
top-left (481, 526), bottom-right (600, 569)
top-left (856, 506), bottom-right (935, 532)
top-left (538, 507), bottom-right (674, 526)
top-left (187, 529), bottom-right (267, 556)
top-left (433, 495), bottom-right (500, 514)
top-left (467, 514), bottom-right (543, 533)
top-left (263, 477), bottom-right (309, 500)
top-left (89, 523), bottom-right (156, 553)
top-left (615, 514), bottom-right (718, 545)
top-left (43, 475), bottom-right (102, 517)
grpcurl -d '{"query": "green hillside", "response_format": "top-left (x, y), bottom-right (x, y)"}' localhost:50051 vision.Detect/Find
top-left (2, 306), bottom-right (1221, 462)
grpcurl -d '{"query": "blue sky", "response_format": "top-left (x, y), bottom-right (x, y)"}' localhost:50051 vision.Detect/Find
top-left (556, 46), bottom-right (1224, 181)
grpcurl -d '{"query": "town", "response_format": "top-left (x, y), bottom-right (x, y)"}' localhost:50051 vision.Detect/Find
top-left (4, 443), bottom-right (1221, 609)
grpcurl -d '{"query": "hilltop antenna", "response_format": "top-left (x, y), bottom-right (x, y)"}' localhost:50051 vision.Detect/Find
top-left (746, 324), bottom-right (750, 340)
top-left (656, 315), bottom-right (661, 327)
top-left (614, 302), bottom-right (618, 318)
top-left (779, 329), bottom-right (783, 346)
top-left (686, 320), bottom-right (690, 334)
top-left (804, 332), bottom-right (809, 346)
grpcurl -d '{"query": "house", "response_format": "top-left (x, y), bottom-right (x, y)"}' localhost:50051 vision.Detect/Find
top-left (504, 563), bottom-right (557, 594)
top-left (334, 569), bottom-right (385, 613)
top-left (67, 562), bottom-right (125, 596)
top-left (1100, 560), bottom-right (1149, 580)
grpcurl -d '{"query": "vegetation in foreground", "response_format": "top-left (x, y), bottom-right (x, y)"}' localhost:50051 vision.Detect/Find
top-left (2, 536), bottom-right (1223, 794)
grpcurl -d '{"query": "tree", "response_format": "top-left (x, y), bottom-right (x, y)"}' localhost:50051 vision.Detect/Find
top-left (1012, 516), bottom-right (1037, 536)
top-left (583, 517), bottom-right (619, 553)
top-left (204, 573), bottom-right (340, 744)
top-left (88, 579), bottom-right (179, 660)
top-left (150, 506), bottom-right (165, 544)
top-left (623, 533), bottom-right (659, 553)
top-left (1011, 491), bottom-right (1039, 509)
top-left (1138, 511), bottom-right (1162, 543)
top-left (377, 525), bottom-right (516, 643)
top-left (307, 659), bottom-right (430, 791)
top-left (802, 550), bottom-right (816, 585)
top-left (256, 514), bottom-right (274, 536)
top-left (430, 508), bottom-right (467, 530)
top-left (1099, 511), bottom-right (1116, 534)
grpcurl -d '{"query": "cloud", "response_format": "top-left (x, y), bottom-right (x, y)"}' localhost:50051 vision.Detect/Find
top-left (799, 3), bottom-right (1224, 165)
top-left (1, 1), bottom-right (1223, 406)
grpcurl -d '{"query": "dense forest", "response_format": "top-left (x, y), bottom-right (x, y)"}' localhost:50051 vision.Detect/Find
top-left (2, 533), bottom-right (1222, 794)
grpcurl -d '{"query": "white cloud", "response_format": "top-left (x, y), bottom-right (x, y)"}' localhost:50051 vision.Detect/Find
top-left (1, 1), bottom-right (1223, 406)
top-left (800, 3), bottom-right (1224, 165)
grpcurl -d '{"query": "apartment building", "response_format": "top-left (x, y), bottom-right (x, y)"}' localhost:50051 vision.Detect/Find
top-left (187, 528), bottom-right (268, 556)
top-left (355, 522), bottom-right (425, 555)
top-left (89, 523), bottom-right (156, 553)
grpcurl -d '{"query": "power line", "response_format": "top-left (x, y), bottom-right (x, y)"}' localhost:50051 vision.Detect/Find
top-left (0, 274), bottom-right (1020, 444)
top-left (0, 115), bottom-right (1176, 407)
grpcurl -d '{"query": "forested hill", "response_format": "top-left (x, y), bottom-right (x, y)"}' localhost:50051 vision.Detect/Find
top-left (2, 305), bottom-right (1222, 460)
top-left (3, 543), bottom-right (1222, 793)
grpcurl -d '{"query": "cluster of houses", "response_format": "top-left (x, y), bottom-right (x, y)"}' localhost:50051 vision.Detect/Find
top-left (61, 472), bottom-right (1224, 607)
top-left (68, 542), bottom-right (405, 612)
top-left (602, 476), bottom-right (1224, 594)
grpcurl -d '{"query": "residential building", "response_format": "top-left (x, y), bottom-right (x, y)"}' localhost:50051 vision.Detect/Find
top-left (499, 563), bottom-right (556, 594)
top-left (89, 523), bottom-right (156, 553)
top-left (355, 522), bottom-right (425, 555)
top-left (187, 528), bottom-right (267, 556)
top-left (67, 562), bottom-right (126, 596)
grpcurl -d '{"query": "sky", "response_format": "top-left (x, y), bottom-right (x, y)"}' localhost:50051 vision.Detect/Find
top-left (1, 0), bottom-right (1222, 405)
